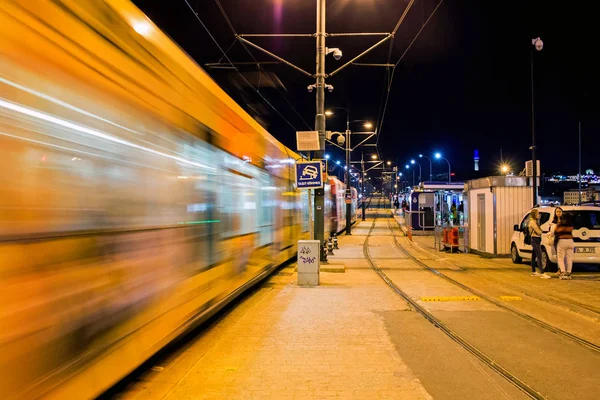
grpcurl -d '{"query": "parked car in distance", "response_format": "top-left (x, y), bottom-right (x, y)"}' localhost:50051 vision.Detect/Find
top-left (510, 205), bottom-right (600, 270)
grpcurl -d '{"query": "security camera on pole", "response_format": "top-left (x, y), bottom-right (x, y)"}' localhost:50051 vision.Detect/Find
top-left (236, 0), bottom-right (394, 260)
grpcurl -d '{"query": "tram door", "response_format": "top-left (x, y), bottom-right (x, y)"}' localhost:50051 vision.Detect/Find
top-left (477, 194), bottom-right (486, 251)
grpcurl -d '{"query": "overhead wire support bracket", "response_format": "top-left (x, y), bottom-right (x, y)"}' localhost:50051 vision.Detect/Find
top-left (328, 32), bottom-right (391, 37)
top-left (238, 33), bottom-right (315, 37)
top-left (328, 34), bottom-right (393, 77)
top-left (236, 36), bottom-right (314, 78)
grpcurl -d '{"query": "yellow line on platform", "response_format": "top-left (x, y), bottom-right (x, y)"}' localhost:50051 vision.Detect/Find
top-left (500, 296), bottom-right (522, 301)
top-left (420, 296), bottom-right (481, 302)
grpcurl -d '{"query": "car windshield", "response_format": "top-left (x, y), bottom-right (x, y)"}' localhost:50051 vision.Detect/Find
top-left (567, 210), bottom-right (600, 230)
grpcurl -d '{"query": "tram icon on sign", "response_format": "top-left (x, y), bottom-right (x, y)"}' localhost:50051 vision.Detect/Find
top-left (299, 165), bottom-right (319, 180)
top-left (295, 160), bottom-right (323, 189)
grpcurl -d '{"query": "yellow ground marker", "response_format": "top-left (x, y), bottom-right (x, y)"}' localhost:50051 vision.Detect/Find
top-left (500, 296), bottom-right (522, 301)
top-left (420, 296), bottom-right (481, 302)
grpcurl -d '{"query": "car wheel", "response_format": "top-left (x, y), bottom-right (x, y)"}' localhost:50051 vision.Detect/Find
top-left (541, 248), bottom-right (557, 272)
top-left (511, 243), bottom-right (522, 264)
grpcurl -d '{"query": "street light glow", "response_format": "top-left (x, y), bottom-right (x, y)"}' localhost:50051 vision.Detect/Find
top-left (363, 122), bottom-right (373, 129)
top-left (387, 161), bottom-right (391, 166)
top-left (325, 110), bottom-right (333, 116)
top-left (371, 154), bottom-right (378, 160)
top-left (405, 164), bottom-right (410, 169)
top-left (325, 154), bottom-right (330, 159)
top-left (419, 154), bottom-right (423, 158)
top-left (399, 173), bottom-right (403, 177)
top-left (435, 152), bottom-right (441, 159)
top-left (336, 160), bottom-right (341, 165)
top-left (411, 159), bottom-right (415, 164)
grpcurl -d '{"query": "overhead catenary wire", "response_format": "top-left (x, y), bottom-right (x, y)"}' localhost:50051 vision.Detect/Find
top-left (376, 0), bottom-right (445, 146)
top-left (374, 0), bottom-right (416, 157)
top-left (212, 0), bottom-right (313, 130)
top-left (182, 0), bottom-right (305, 132)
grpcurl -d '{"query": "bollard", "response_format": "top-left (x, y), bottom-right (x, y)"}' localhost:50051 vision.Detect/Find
top-left (327, 238), bottom-right (334, 255)
top-left (321, 243), bottom-right (328, 263)
top-left (333, 234), bottom-right (339, 250)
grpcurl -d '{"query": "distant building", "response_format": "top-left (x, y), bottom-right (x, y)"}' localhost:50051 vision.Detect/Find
top-left (564, 188), bottom-right (597, 205)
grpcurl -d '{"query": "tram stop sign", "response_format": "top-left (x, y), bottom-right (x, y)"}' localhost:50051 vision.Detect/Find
top-left (295, 160), bottom-right (324, 189)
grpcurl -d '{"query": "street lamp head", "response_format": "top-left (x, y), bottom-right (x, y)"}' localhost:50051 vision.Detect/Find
top-left (336, 160), bottom-right (341, 165)
top-left (399, 173), bottom-right (403, 177)
top-left (325, 154), bottom-right (330, 159)
top-left (371, 154), bottom-right (378, 160)
top-left (435, 153), bottom-right (441, 159)
top-left (410, 159), bottom-right (415, 164)
top-left (325, 110), bottom-right (333, 116)
top-left (363, 122), bottom-right (373, 129)
top-left (405, 165), bottom-right (410, 169)
top-left (387, 161), bottom-right (391, 166)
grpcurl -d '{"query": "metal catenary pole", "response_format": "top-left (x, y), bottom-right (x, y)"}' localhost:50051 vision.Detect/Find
top-left (314, 0), bottom-right (326, 256)
top-left (345, 116), bottom-right (352, 234)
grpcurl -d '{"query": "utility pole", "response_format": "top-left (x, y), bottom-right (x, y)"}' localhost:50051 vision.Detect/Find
top-left (234, 0), bottom-right (393, 260)
top-left (578, 121), bottom-right (582, 204)
top-left (314, 0), bottom-right (326, 254)
top-left (530, 37), bottom-right (543, 207)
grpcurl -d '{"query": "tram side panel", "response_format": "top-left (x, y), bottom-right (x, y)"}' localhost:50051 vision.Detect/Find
top-left (0, 2), bottom-right (307, 399)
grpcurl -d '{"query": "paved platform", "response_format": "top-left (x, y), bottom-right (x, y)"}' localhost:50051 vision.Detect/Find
top-left (116, 214), bottom-right (600, 400)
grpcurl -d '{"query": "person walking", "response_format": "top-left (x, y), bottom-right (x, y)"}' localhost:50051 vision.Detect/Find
top-left (555, 213), bottom-right (575, 280)
top-left (529, 209), bottom-right (551, 278)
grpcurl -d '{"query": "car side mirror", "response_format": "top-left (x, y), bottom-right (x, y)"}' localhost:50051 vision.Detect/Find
top-left (513, 224), bottom-right (519, 232)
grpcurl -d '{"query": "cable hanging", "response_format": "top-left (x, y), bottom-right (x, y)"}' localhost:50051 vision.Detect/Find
top-left (182, 0), bottom-right (304, 132)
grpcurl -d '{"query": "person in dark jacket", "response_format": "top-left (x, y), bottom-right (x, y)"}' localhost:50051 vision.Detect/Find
top-left (529, 209), bottom-right (551, 278)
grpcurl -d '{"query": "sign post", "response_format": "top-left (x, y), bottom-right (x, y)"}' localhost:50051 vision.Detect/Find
top-left (295, 160), bottom-right (324, 286)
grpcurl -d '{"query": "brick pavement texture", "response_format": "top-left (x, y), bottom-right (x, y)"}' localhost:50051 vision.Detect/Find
top-left (134, 234), bottom-right (433, 400)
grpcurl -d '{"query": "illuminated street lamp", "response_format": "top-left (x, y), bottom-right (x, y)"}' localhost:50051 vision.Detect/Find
top-left (419, 154), bottom-right (433, 181)
top-left (387, 161), bottom-right (391, 166)
top-left (410, 159), bottom-right (422, 183)
top-left (371, 154), bottom-right (378, 160)
top-left (435, 152), bottom-right (452, 182)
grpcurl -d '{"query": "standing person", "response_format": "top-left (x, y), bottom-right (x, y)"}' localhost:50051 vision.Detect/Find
top-left (450, 202), bottom-right (457, 225)
top-left (547, 207), bottom-right (564, 273)
top-left (529, 209), bottom-right (551, 278)
top-left (555, 213), bottom-right (575, 280)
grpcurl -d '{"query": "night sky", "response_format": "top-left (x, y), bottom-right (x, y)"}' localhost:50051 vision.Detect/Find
top-left (133, 0), bottom-right (598, 179)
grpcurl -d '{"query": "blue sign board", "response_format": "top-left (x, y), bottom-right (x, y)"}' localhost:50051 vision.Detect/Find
top-left (295, 160), bottom-right (324, 189)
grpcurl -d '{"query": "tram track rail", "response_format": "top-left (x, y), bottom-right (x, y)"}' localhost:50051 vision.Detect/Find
top-left (385, 216), bottom-right (600, 354)
top-left (394, 220), bottom-right (600, 318)
top-left (363, 198), bottom-right (545, 400)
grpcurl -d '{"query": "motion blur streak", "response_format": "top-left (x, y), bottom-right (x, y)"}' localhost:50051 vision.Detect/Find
top-left (0, 77), bottom-right (142, 136)
top-left (0, 1), bottom-right (356, 399)
top-left (0, 98), bottom-right (215, 170)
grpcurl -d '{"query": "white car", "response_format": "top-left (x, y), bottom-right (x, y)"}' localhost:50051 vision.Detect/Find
top-left (510, 205), bottom-right (600, 270)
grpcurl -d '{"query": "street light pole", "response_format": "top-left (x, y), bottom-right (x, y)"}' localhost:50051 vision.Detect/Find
top-left (435, 153), bottom-right (451, 182)
top-left (530, 37), bottom-right (543, 207)
top-left (361, 151), bottom-right (366, 221)
top-left (345, 116), bottom-right (352, 235)
top-left (314, 0), bottom-right (326, 255)
top-left (411, 159), bottom-right (422, 184)
top-left (419, 154), bottom-right (432, 181)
